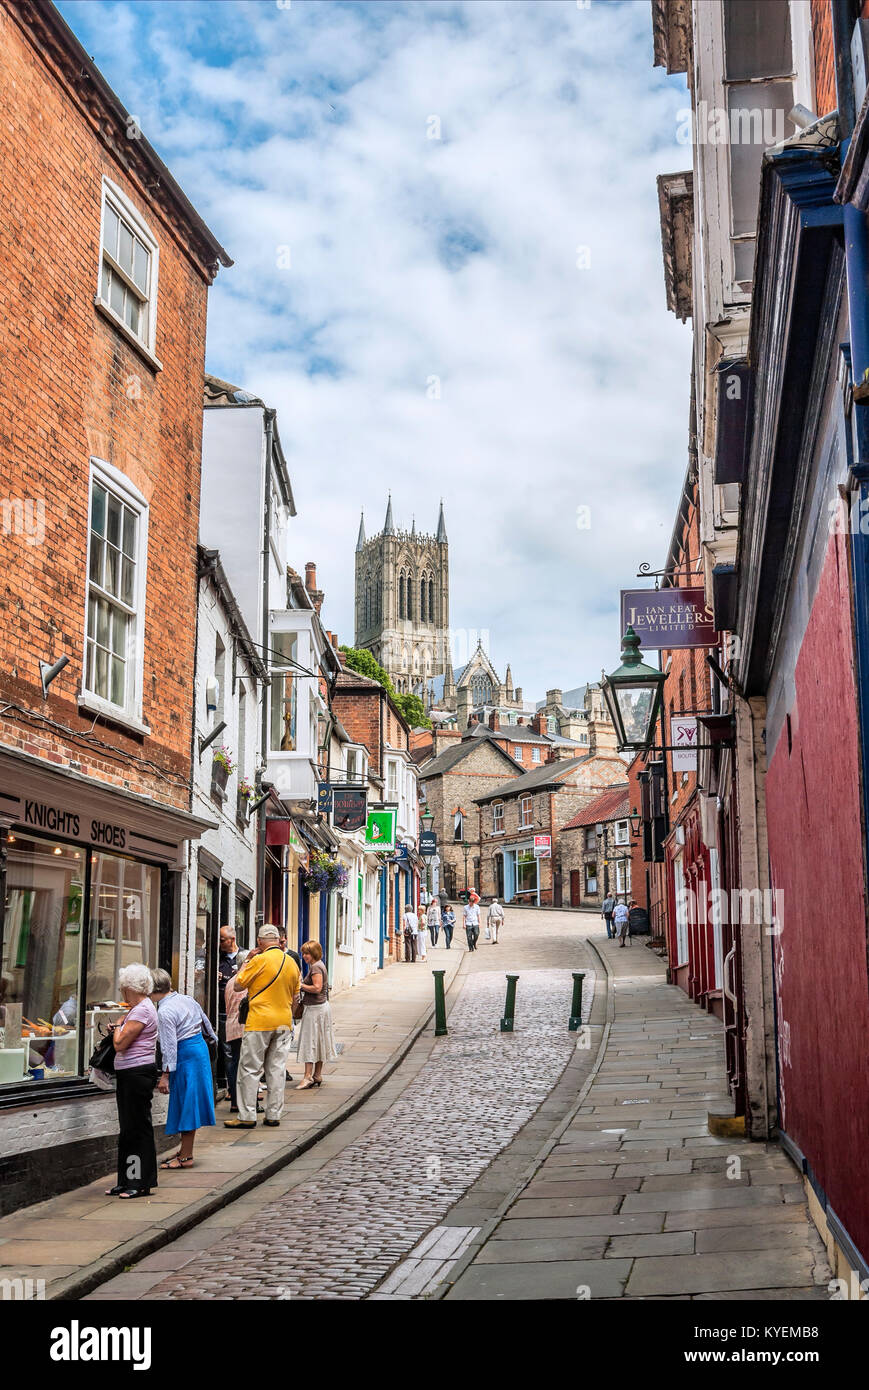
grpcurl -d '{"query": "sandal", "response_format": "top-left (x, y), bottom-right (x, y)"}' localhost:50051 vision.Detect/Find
top-left (118, 1188), bottom-right (151, 1199)
top-left (295, 1078), bottom-right (316, 1090)
top-left (160, 1155), bottom-right (194, 1169)
top-left (105, 1184), bottom-right (125, 1196)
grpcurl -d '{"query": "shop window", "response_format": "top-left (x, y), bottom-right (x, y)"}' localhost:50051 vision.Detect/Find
top-left (84, 464), bottom-right (147, 722)
top-left (270, 632), bottom-right (298, 752)
top-left (515, 848), bottom-right (537, 899)
top-left (337, 889), bottom-right (353, 952)
top-left (234, 888), bottom-right (252, 949)
top-left (0, 834), bottom-right (160, 1087)
top-left (194, 873), bottom-right (215, 1015)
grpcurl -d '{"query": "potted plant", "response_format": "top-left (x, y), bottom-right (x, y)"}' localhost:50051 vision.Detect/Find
top-left (211, 745), bottom-right (235, 799)
top-left (302, 851), bottom-right (348, 894)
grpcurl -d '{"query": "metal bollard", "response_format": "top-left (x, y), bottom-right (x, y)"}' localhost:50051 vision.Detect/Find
top-left (568, 971), bottom-right (586, 1031)
top-left (433, 969), bottom-right (448, 1037)
top-left (500, 974), bottom-right (519, 1032)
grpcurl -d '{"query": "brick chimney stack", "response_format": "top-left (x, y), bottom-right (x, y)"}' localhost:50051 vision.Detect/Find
top-left (488, 710), bottom-right (500, 731)
top-left (305, 561), bottom-right (324, 614)
top-left (531, 712), bottom-right (548, 736)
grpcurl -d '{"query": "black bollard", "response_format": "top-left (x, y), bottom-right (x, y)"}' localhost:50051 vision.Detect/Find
top-left (568, 971), bottom-right (586, 1031)
top-left (433, 969), bottom-right (448, 1037)
top-left (501, 974), bottom-right (519, 1032)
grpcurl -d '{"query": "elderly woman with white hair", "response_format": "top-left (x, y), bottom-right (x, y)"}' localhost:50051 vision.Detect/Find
top-left (106, 962), bottom-right (159, 1199)
top-left (150, 968), bottom-right (217, 1167)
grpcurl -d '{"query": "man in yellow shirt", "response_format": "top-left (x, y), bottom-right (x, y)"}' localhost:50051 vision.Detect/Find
top-left (224, 925), bottom-right (300, 1128)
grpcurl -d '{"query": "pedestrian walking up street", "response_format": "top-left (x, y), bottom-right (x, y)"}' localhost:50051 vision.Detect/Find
top-left (463, 895), bottom-right (481, 951)
top-left (613, 898), bottom-right (631, 947)
top-left (223, 950), bottom-right (249, 1112)
top-left (601, 892), bottom-right (616, 939)
top-left (441, 904), bottom-right (456, 949)
top-left (402, 904), bottom-right (419, 961)
top-left (426, 897), bottom-right (441, 947)
top-left (107, 964), bottom-right (158, 1199)
top-left (295, 940), bottom-right (338, 1090)
top-left (225, 925), bottom-right (300, 1129)
top-left (487, 897), bottom-right (504, 944)
top-left (150, 969), bottom-right (217, 1168)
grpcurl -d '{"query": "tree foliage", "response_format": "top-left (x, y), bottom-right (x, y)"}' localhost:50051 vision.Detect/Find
top-left (340, 647), bottom-right (432, 729)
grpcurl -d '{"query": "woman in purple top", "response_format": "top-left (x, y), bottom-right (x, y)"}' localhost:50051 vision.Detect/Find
top-left (107, 963), bottom-right (158, 1199)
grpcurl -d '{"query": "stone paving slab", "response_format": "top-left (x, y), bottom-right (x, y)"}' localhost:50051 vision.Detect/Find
top-left (440, 922), bottom-right (830, 1303)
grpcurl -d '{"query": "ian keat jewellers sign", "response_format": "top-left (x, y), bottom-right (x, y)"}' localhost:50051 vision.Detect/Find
top-left (620, 588), bottom-right (717, 650)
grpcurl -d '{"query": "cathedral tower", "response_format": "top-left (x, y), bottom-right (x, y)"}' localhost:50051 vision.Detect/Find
top-left (354, 498), bottom-right (450, 696)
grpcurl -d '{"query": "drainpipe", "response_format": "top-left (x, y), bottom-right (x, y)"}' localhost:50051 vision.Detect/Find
top-left (255, 408), bottom-right (276, 930)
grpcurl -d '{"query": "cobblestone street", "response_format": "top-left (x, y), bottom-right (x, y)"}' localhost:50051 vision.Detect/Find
top-left (89, 910), bottom-right (595, 1301)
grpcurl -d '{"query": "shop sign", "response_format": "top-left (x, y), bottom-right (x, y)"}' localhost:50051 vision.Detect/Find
top-left (22, 797), bottom-right (128, 849)
top-left (332, 787), bottom-right (367, 831)
top-left (534, 834), bottom-right (551, 859)
top-left (364, 808), bottom-right (397, 851)
top-left (671, 716), bottom-right (698, 771)
top-left (316, 784), bottom-right (333, 815)
top-left (620, 588), bottom-right (717, 649)
top-left (420, 830), bottom-right (437, 857)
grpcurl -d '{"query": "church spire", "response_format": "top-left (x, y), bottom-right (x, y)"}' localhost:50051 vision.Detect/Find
top-left (384, 493), bottom-right (395, 535)
top-left (436, 499), bottom-right (447, 543)
top-left (411, 515), bottom-right (416, 537)
top-left (356, 511), bottom-right (366, 552)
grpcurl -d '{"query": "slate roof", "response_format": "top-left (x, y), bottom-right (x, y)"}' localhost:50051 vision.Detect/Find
top-left (562, 784), bottom-right (631, 831)
top-left (474, 755), bottom-right (596, 805)
top-left (419, 738), bottom-right (519, 780)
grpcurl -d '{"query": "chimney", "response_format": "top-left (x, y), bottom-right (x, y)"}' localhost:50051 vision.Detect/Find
top-left (531, 712), bottom-right (547, 736)
top-left (304, 561), bottom-right (324, 614)
top-left (330, 633), bottom-right (338, 650)
top-left (488, 710), bottom-right (500, 731)
top-left (517, 717), bottom-right (525, 725)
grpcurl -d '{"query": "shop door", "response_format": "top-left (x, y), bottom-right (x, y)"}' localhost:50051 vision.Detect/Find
top-left (570, 870), bottom-right (581, 907)
top-left (495, 853), bottom-right (504, 899)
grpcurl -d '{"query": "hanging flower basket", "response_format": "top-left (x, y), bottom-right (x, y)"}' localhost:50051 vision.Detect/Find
top-left (212, 745), bottom-right (236, 774)
top-left (302, 851), bottom-right (348, 894)
top-left (238, 777), bottom-right (255, 801)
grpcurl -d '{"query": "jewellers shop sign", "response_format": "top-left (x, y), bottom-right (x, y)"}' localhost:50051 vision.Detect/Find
top-left (620, 588), bottom-right (717, 650)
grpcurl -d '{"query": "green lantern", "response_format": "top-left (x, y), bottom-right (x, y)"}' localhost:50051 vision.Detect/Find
top-left (601, 627), bottom-right (667, 752)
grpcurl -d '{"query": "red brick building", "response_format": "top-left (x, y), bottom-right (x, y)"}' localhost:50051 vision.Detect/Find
top-left (0, 1), bottom-right (229, 1208)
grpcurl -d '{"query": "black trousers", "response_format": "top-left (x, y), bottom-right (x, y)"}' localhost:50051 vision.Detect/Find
top-left (465, 925), bottom-right (480, 951)
top-left (226, 1036), bottom-right (242, 1108)
top-left (442, 923), bottom-right (453, 948)
top-left (115, 1063), bottom-right (158, 1191)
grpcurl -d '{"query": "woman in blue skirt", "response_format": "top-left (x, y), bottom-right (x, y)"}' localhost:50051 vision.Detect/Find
top-left (150, 967), bottom-right (217, 1169)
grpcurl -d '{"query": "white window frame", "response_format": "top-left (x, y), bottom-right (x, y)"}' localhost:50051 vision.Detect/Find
top-left (387, 759), bottom-right (399, 802)
top-left (337, 885), bottom-right (353, 953)
top-left (614, 820), bottom-right (629, 846)
top-left (492, 801), bottom-right (504, 834)
top-left (532, 746), bottom-right (541, 763)
top-left (519, 794), bottom-right (533, 829)
top-left (95, 178), bottom-right (162, 370)
top-left (79, 457), bottom-right (150, 734)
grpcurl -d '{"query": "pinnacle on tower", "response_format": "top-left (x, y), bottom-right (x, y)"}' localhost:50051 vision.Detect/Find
top-left (356, 511), bottom-right (366, 552)
top-left (436, 499), bottom-right (447, 543)
top-left (384, 494), bottom-right (395, 535)
top-left (411, 515), bottom-right (416, 537)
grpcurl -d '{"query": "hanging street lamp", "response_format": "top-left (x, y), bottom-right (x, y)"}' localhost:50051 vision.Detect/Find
top-left (601, 627), bottom-right (668, 753)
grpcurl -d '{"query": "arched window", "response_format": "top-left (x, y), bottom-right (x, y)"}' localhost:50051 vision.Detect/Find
top-left (471, 673), bottom-right (492, 705)
top-left (428, 578), bottom-right (435, 623)
top-left (406, 575), bottom-right (413, 621)
top-left (398, 571), bottom-right (406, 619)
top-left (375, 573), bottom-right (382, 621)
top-left (420, 577), bottom-right (427, 622)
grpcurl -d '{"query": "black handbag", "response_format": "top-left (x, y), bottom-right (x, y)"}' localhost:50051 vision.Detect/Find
top-left (238, 954), bottom-right (286, 1026)
top-left (88, 1028), bottom-right (116, 1075)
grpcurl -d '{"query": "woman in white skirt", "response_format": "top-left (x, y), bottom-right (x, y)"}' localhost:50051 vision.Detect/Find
top-left (295, 940), bottom-right (337, 1090)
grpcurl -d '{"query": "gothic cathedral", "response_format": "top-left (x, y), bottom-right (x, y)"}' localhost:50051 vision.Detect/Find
top-left (354, 498), bottom-right (450, 695)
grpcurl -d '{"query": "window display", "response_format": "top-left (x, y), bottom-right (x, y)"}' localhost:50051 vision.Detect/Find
top-left (0, 831), bottom-right (162, 1086)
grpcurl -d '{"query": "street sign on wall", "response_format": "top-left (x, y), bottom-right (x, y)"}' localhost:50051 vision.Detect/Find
top-left (620, 588), bottom-right (717, 649)
top-left (332, 786), bottom-right (367, 831)
top-left (671, 716), bottom-right (698, 770)
top-left (364, 809), bottom-right (396, 851)
top-left (534, 834), bottom-right (551, 859)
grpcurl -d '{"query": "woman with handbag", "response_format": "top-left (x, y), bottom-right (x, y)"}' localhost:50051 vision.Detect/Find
top-left (223, 949), bottom-right (249, 1112)
top-left (295, 940), bottom-right (337, 1090)
top-left (106, 963), bottom-right (158, 1199)
top-left (150, 968), bottom-right (217, 1168)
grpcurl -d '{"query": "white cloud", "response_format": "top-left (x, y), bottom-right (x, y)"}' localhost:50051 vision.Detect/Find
top-left (59, 0), bottom-right (692, 700)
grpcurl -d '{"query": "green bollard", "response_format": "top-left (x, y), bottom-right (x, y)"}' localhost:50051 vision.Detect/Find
top-left (568, 971), bottom-right (586, 1031)
top-left (433, 969), bottom-right (448, 1037)
top-left (501, 974), bottom-right (519, 1032)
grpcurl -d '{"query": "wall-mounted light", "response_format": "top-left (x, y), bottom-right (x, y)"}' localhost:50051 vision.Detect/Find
top-left (40, 654), bottom-right (69, 699)
top-left (205, 675), bottom-right (219, 713)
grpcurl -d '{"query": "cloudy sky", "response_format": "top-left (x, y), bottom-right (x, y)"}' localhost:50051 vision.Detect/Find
top-left (59, 0), bottom-right (692, 702)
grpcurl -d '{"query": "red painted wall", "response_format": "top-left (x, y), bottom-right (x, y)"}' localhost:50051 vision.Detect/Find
top-left (765, 529), bottom-right (869, 1260)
